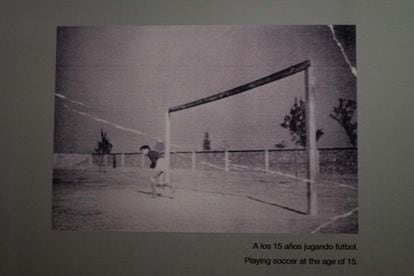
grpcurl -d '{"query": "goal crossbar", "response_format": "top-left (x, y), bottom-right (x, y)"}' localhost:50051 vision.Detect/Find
top-left (169, 60), bottom-right (310, 113)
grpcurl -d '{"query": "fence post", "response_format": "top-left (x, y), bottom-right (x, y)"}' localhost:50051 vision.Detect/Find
top-left (224, 150), bottom-right (229, 172)
top-left (192, 151), bottom-right (196, 172)
top-left (264, 149), bottom-right (270, 173)
top-left (141, 154), bottom-right (145, 168)
top-left (112, 154), bottom-right (116, 168)
top-left (121, 153), bottom-right (125, 167)
top-left (88, 154), bottom-right (93, 167)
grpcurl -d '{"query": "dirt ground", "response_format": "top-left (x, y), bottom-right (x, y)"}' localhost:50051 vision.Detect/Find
top-left (52, 168), bottom-right (358, 233)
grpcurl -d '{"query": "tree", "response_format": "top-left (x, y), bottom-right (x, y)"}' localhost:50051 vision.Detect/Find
top-left (281, 98), bottom-right (324, 147)
top-left (95, 129), bottom-right (113, 154)
top-left (330, 98), bottom-right (357, 147)
top-left (202, 132), bottom-right (211, 151)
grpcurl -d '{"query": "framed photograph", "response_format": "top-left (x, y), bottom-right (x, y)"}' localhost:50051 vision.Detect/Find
top-left (52, 25), bottom-right (357, 234)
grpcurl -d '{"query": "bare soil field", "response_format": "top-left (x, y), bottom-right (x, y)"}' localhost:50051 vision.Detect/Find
top-left (52, 168), bottom-right (357, 233)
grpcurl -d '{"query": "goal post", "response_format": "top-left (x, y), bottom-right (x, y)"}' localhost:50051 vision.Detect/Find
top-left (305, 66), bottom-right (318, 215)
top-left (165, 112), bottom-right (171, 184)
top-left (164, 60), bottom-right (318, 215)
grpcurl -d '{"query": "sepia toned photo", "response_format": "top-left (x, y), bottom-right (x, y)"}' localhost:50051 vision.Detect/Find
top-left (52, 25), bottom-right (357, 233)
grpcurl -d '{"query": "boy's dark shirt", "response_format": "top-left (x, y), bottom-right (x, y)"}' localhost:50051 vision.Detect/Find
top-left (147, 150), bottom-right (160, 169)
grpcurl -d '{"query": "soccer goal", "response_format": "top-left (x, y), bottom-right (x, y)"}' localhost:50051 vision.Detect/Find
top-left (165, 60), bottom-right (318, 215)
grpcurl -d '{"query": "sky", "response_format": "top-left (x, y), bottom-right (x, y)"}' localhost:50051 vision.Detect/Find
top-left (54, 25), bottom-right (356, 153)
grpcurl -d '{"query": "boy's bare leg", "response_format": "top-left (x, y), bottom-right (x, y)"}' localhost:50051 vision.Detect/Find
top-left (150, 171), bottom-right (165, 197)
top-left (149, 176), bottom-right (157, 197)
top-left (159, 172), bottom-right (175, 195)
top-left (151, 171), bottom-right (174, 197)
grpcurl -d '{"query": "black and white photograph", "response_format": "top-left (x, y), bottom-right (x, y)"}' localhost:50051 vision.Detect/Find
top-left (52, 25), bottom-right (357, 233)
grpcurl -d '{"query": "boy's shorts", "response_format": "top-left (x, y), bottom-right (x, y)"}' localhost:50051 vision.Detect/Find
top-left (154, 158), bottom-right (166, 173)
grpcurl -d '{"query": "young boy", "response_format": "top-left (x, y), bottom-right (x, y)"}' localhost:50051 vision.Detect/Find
top-left (140, 145), bottom-right (174, 197)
